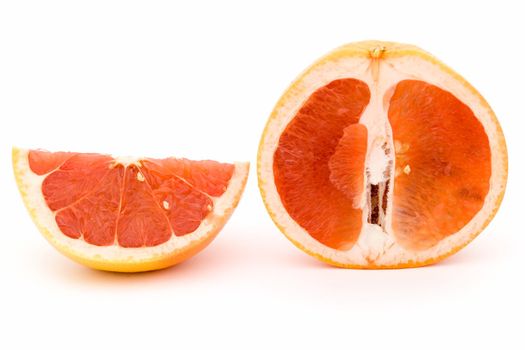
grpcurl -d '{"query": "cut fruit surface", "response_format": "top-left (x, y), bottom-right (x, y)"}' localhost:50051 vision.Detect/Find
top-left (14, 148), bottom-right (249, 272)
top-left (273, 79), bottom-right (369, 250)
top-left (258, 41), bottom-right (507, 268)
top-left (389, 80), bottom-right (491, 251)
top-left (328, 123), bottom-right (368, 206)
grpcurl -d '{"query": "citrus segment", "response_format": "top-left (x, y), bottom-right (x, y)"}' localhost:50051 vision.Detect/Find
top-left (328, 123), bottom-right (368, 206)
top-left (389, 79), bottom-right (491, 250)
top-left (141, 158), bottom-right (234, 197)
top-left (55, 164), bottom-right (123, 245)
top-left (273, 78), bottom-right (370, 250)
top-left (116, 165), bottom-right (173, 247)
top-left (28, 149), bottom-right (76, 175)
top-left (40, 153), bottom-right (114, 211)
top-left (140, 162), bottom-right (215, 236)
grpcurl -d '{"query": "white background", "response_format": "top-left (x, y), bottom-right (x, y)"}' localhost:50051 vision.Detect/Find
top-left (0, 1), bottom-right (524, 349)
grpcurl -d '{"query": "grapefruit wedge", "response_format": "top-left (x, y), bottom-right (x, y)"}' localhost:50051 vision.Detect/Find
top-left (258, 41), bottom-right (507, 268)
top-left (13, 148), bottom-right (249, 272)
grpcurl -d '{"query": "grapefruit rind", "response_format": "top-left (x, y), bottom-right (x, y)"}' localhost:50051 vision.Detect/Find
top-left (13, 147), bottom-right (249, 272)
top-left (257, 40), bottom-right (507, 268)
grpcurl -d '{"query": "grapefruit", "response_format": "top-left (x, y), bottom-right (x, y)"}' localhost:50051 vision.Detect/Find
top-left (258, 41), bottom-right (507, 268)
top-left (13, 147), bottom-right (249, 272)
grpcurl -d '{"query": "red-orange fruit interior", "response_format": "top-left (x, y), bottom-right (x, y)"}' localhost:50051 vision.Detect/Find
top-left (389, 80), bottom-right (491, 250)
top-left (273, 79), bottom-right (370, 250)
top-left (273, 78), bottom-right (491, 251)
top-left (29, 151), bottom-right (234, 247)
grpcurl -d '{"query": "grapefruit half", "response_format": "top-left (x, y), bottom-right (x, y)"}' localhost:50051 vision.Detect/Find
top-left (258, 41), bottom-right (507, 268)
top-left (13, 148), bottom-right (249, 272)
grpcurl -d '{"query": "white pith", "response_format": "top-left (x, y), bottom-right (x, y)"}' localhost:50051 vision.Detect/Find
top-left (259, 50), bottom-right (507, 267)
top-left (14, 148), bottom-right (249, 264)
